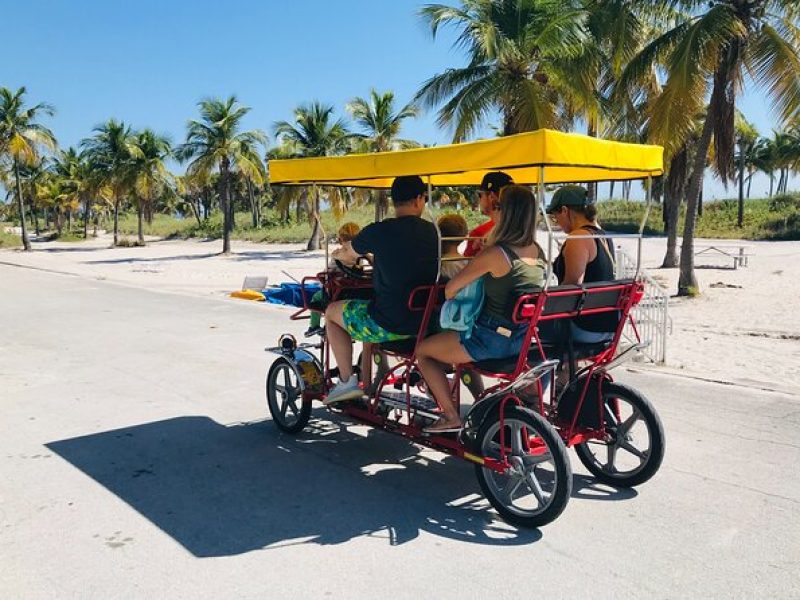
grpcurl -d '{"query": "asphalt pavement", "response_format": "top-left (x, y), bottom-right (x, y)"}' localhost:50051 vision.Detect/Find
top-left (1, 263), bottom-right (798, 599)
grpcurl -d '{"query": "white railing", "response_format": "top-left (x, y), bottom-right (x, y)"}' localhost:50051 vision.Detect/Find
top-left (615, 247), bottom-right (671, 364)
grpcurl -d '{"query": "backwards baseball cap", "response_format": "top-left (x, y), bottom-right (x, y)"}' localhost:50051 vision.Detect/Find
top-left (546, 185), bottom-right (590, 213)
top-left (479, 171), bottom-right (513, 193)
top-left (391, 175), bottom-right (427, 204)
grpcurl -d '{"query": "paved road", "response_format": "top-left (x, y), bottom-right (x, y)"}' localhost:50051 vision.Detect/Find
top-left (1, 264), bottom-right (798, 599)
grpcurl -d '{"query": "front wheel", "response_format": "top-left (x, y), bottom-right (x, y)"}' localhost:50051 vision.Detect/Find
top-left (475, 405), bottom-right (572, 528)
top-left (266, 357), bottom-right (311, 434)
top-left (574, 382), bottom-right (665, 487)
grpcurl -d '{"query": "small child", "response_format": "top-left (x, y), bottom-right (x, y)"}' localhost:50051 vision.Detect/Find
top-left (437, 214), bottom-right (469, 280)
top-left (305, 222), bottom-right (361, 337)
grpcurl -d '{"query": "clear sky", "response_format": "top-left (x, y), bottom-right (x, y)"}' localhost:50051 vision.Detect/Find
top-left (3, 0), bottom-right (796, 199)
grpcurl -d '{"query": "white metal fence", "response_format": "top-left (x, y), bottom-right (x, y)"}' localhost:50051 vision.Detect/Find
top-left (615, 247), bottom-right (671, 364)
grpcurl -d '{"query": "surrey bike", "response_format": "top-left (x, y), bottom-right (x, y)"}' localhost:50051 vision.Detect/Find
top-left (264, 129), bottom-right (666, 527)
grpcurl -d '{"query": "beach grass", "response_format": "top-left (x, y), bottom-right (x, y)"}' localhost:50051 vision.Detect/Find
top-left (113, 204), bottom-right (487, 243)
top-left (0, 223), bottom-right (22, 248)
top-left (24, 193), bottom-right (800, 246)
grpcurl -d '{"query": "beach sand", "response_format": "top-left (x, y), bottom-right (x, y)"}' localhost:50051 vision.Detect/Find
top-left (3, 232), bottom-right (798, 395)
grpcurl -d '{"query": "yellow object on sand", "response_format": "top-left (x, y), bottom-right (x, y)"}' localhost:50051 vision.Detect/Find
top-left (269, 128), bottom-right (663, 188)
top-left (230, 289), bottom-right (266, 301)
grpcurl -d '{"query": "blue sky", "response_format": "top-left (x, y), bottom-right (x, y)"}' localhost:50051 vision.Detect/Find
top-left (3, 0), bottom-right (796, 199)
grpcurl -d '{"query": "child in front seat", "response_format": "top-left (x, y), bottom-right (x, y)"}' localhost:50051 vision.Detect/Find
top-left (305, 222), bottom-right (362, 337)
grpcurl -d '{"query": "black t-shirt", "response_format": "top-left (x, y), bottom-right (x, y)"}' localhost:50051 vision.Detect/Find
top-left (352, 215), bottom-right (439, 335)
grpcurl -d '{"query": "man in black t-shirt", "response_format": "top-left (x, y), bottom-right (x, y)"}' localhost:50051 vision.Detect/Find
top-left (324, 175), bottom-right (439, 404)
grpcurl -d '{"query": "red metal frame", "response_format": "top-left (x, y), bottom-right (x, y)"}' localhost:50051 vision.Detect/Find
top-left (284, 268), bottom-right (645, 470)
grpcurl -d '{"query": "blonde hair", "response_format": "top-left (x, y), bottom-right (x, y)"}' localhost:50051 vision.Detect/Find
top-left (337, 222), bottom-right (360, 242)
top-left (487, 185), bottom-right (538, 248)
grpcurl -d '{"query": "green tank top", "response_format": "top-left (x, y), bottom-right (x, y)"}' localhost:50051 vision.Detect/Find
top-left (483, 244), bottom-right (546, 322)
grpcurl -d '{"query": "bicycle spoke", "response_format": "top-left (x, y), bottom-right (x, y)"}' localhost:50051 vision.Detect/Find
top-left (617, 410), bottom-right (641, 437)
top-left (500, 475), bottom-right (524, 502)
top-left (525, 471), bottom-right (546, 506)
top-left (620, 439), bottom-right (648, 461)
top-left (604, 444), bottom-right (618, 473)
top-left (510, 423), bottom-right (524, 455)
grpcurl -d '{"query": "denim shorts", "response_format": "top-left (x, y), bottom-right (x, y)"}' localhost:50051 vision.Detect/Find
top-left (459, 313), bottom-right (528, 363)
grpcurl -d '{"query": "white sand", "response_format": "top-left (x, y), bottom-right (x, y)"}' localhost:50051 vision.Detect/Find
top-left (3, 232), bottom-right (799, 394)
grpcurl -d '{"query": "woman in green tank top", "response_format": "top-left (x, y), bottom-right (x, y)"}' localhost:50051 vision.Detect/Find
top-left (417, 185), bottom-right (547, 433)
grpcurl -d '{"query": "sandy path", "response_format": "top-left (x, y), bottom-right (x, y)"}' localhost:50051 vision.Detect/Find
top-left (2, 232), bottom-right (798, 394)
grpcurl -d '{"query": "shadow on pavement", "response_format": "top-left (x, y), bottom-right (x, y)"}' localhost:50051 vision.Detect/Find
top-left (46, 414), bottom-right (542, 556)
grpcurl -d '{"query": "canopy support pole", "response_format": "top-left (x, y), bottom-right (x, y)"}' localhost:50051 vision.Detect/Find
top-left (426, 176), bottom-right (441, 283)
top-left (538, 166), bottom-right (553, 290)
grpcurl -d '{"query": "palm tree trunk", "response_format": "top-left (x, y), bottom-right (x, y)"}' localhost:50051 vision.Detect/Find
top-left (83, 196), bottom-right (90, 239)
top-left (307, 186), bottom-right (323, 251)
top-left (220, 160), bottom-right (232, 255)
top-left (769, 171), bottom-right (774, 197)
top-left (609, 180), bottom-right (615, 200)
top-left (678, 96), bottom-right (717, 296)
top-left (28, 183), bottom-right (40, 236)
top-left (113, 198), bottom-right (120, 247)
top-left (737, 143), bottom-right (745, 227)
top-left (137, 201), bottom-right (145, 245)
top-left (746, 172), bottom-right (753, 198)
top-left (13, 160), bottom-right (31, 251)
top-left (662, 148), bottom-right (687, 268)
top-left (247, 178), bottom-right (258, 228)
top-left (587, 119), bottom-right (597, 203)
top-left (375, 189), bottom-right (388, 222)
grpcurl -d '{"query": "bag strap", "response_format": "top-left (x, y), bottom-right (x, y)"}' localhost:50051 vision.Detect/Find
top-left (579, 225), bottom-right (615, 268)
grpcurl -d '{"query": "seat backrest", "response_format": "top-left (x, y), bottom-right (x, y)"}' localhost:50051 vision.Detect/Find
top-left (518, 279), bottom-right (638, 322)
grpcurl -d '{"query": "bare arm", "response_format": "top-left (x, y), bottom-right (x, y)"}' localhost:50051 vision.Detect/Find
top-left (561, 238), bottom-right (594, 285)
top-left (444, 247), bottom-right (509, 299)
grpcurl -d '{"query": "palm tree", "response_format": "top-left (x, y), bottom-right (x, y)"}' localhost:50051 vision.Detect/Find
top-left (621, 0), bottom-right (800, 295)
top-left (52, 147), bottom-right (93, 237)
top-left (734, 114), bottom-right (758, 227)
top-left (176, 96), bottom-right (266, 255)
top-left (81, 119), bottom-right (139, 247)
top-left (129, 129), bottom-right (173, 245)
top-left (273, 102), bottom-right (351, 249)
top-left (415, 0), bottom-right (589, 141)
top-left (347, 89), bottom-right (419, 221)
top-left (0, 87), bottom-right (57, 250)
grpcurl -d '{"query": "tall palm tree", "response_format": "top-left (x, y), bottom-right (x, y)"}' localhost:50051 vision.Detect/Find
top-left (176, 96), bottom-right (266, 255)
top-left (129, 129), bottom-right (173, 245)
top-left (621, 0), bottom-right (800, 295)
top-left (347, 89), bottom-right (419, 221)
top-left (0, 87), bottom-right (57, 251)
top-left (415, 0), bottom-right (589, 141)
top-left (81, 119), bottom-right (139, 247)
top-left (273, 102), bottom-right (351, 249)
top-left (52, 147), bottom-right (93, 237)
top-left (733, 113), bottom-right (758, 226)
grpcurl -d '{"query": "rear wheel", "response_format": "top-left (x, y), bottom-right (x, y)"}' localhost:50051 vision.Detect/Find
top-left (266, 357), bottom-right (311, 434)
top-left (574, 382), bottom-right (664, 487)
top-left (475, 405), bottom-right (572, 528)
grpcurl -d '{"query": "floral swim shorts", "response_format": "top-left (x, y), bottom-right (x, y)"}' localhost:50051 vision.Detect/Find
top-left (341, 300), bottom-right (413, 343)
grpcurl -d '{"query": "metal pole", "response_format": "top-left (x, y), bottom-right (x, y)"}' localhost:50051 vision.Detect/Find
top-left (427, 175), bottom-right (441, 282)
top-left (538, 166), bottom-right (553, 290)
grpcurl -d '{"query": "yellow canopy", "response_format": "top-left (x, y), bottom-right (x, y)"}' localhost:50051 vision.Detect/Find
top-left (269, 128), bottom-right (663, 188)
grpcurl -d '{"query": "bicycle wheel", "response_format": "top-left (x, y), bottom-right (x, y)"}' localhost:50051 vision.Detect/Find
top-left (574, 382), bottom-right (665, 487)
top-left (266, 357), bottom-right (311, 434)
top-left (475, 405), bottom-right (572, 528)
